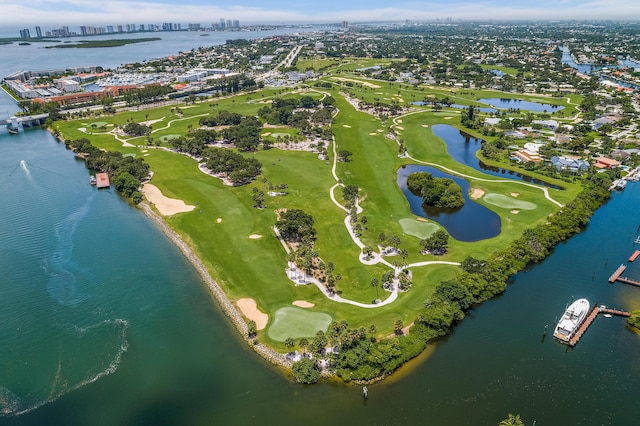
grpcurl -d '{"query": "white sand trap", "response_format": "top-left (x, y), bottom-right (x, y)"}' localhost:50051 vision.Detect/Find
top-left (332, 77), bottom-right (381, 88)
top-left (216, 218), bottom-right (223, 223)
top-left (261, 132), bottom-right (272, 137)
top-left (107, 124), bottom-right (114, 127)
top-left (470, 188), bottom-right (485, 200)
top-left (292, 300), bottom-right (315, 308)
top-left (142, 149), bottom-right (148, 153)
top-left (142, 184), bottom-right (195, 216)
top-left (343, 125), bottom-right (352, 128)
top-left (377, 129), bottom-right (384, 132)
top-left (141, 116), bottom-right (165, 126)
top-left (421, 124), bottom-right (429, 128)
top-left (376, 92), bottom-right (383, 94)
top-left (511, 192), bottom-right (520, 197)
top-left (396, 126), bottom-right (404, 130)
top-left (236, 298), bottom-right (268, 330)
top-left (143, 154), bottom-right (149, 156)
top-left (444, 117), bottom-right (453, 120)
top-left (397, 119), bottom-right (403, 123)
top-left (511, 210), bottom-right (520, 214)
top-left (249, 234), bottom-right (262, 239)
top-left (369, 132), bottom-right (377, 136)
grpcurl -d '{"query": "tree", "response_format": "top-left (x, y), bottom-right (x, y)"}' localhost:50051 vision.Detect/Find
top-left (499, 414), bottom-right (524, 426)
top-left (277, 209), bottom-right (316, 242)
top-left (292, 358), bottom-right (320, 384)
top-left (394, 319), bottom-right (404, 335)
top-left (371, 277), bottom-right (379, 300)
top-left (420, 230), bottom-right (449, 254)
top-left (247, 320), bottom-right (257, 338)
top-left (285, 337), bottom-right (296, 353)
top-left (299, 338), bottom-right (309, 354)
top-left (338, 150), bottom-right (353, 162)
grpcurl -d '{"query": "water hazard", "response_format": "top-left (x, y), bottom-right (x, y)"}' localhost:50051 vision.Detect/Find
top-left (397, 164), bottom-right (501, 241)
top-left (431, 124), bottom-right (563, 189)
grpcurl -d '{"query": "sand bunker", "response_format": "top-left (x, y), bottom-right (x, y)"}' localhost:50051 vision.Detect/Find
top-left (141, 149), bottom-right (148, 153)
top-left (236, 298), bottom-right (268, 330)
top-left (421, 124), bottom-right (429, 128)
top-left (332, 77), bottom-right (381, 88)
top-left (444, 117), bottom-right (453, 120)
top-left (511, 192), bottom-right (520, 197)
top-left (142, 184), bottom-right (195, 216)
top-left (397, 119), bottom-right (403, 124)
top-left (216, 218), bottom-right (223, 223)
top-left (396, 126), bottom-right (405, 130)
top-left (292, 300), bottom-right (315, 308)
top-left (261, 132), bottom-right (272, 137)
top-left (343, 125), bottom-right (352, 128)
top-left (470, 188), bottom-right (485, 200)
top-left (369, 132), bottom-right (377, 136)
top-left (377, 129), bottom-right (384, 132)
top-left (141, 117), bottom-right (165, 126)
top-left (511, 210), bottom-right (520, 214)
top-left (249, 234), bottom-right (262, 239)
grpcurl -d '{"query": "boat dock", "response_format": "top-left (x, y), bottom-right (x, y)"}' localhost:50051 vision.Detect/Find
top-left (609, 264), bottom-right (627, 283)
top-left (630, 251), bottom-right (640, 262)
top-left (568, 306), bottom-right (630, 347)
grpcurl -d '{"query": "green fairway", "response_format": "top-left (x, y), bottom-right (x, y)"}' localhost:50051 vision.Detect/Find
top-left (268, 307), bottom-right (333, 341)
top-left (89, 121), bottom-right (108, 128)
top-left (399, 218), bottom-right (439, 239)
top-left (483, 193), bottom-right (538, 210)
top-left (159, 134), bottom-right (181, 142)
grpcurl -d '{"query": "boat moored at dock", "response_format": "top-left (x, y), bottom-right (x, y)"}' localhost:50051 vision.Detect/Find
top-left (554, 298), bottom-right (590, 343)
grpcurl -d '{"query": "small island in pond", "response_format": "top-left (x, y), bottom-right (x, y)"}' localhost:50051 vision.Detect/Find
top-left (45, 38), bottom-right (161, 48)
top-left (407, 172), bottom-right (465, 208)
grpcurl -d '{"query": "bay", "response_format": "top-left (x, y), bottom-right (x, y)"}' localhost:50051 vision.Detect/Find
top-left (1, 33), bottom-right (640, 425)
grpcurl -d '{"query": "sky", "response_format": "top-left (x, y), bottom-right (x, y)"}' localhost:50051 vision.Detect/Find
top-left (1, 0), bottom-right (639, 27)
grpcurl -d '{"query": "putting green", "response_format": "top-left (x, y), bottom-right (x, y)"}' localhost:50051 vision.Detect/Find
top-left (89, 122), bottom-right (108, 128)
top-left (399, 218), bottom-right (439, 239)
top-left (268, 307), bottom-right (332, 341)
top-left (269, 132), bottom-right (292, 138)
top-left (159, 134), bottom-right (181, 142)
top-left (483, 193), bottom-right (537, 210)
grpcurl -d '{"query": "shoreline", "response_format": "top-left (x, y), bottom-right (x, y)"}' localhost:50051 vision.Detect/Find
top-left (138, 202), bottom-right (294, 372)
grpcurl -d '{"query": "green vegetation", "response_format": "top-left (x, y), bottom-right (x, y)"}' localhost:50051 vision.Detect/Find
top-left (45, 38), bottom-right (161, 48)
top-left (407, 171), bottom-right (465, 208)
top-left (292, 358), bottom-right (321, 384)
top-left (627, 311), bottom-right (640, 331)
top-left (268, 308), bottom-right (333, 341)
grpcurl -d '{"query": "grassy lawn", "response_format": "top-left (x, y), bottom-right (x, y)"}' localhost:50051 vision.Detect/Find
top-left (52, 82), bottom-right (584, 350)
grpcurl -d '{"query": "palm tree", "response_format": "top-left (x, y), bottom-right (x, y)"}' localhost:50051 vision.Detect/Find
top-left (299, 338), bottom-right (309, 354)
top-left (499, 414), bottom-right (524, 426)
top-left (371, 277), bottom-right (379, 300)
top-left (284, 337), bottom-right (295, 353)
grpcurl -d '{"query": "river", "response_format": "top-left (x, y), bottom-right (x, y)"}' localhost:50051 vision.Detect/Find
top-left (2, 32), bottom-right (640, 425)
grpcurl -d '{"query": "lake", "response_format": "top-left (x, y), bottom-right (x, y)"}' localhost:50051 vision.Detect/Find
top-left (478, 98), bottom-right (564, 113)
top-left (396, 164), bottom-right (501, 242)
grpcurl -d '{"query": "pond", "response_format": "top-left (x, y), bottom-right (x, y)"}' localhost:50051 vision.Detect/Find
top-left (478, 98), bottom-right (564, 112)
top-left (411, 101), bottom-right (497, 113)
top-left (431, 124), bottom-right (563, 189)
top-left (397, 164), bottom-right (501, 242)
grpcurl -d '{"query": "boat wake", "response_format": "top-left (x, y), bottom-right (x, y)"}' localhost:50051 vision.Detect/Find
top-left (0, 318), bottom-right (129, 417)
top-left (43, 193), bottom-right (95, 305)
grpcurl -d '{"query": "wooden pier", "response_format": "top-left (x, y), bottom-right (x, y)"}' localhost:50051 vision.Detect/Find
top-left (630, 250), bottom-right (640, 262)
top-left (609, 264), bottom-right (627, 283)
top-left (616, 276), bottom-right (640, 287)
top-left (567, 306), bottom-right (630, 347)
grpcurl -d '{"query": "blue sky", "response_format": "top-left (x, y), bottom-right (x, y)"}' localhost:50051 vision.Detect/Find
top-left (1, 0), bottom-right (638, 26)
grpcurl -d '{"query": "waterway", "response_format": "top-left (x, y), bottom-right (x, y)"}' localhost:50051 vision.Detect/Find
top-left (431, 124), bottom-right (562, 189)
top-left (2, 32), bottom-right (640, 425)
top-left (397, 164), bottom-right (501, 242)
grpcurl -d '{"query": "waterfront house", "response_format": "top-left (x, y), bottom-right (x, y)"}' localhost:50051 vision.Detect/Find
top-left (593, 156), bottom-right (621, 169)
top-left (551, 156), bottom-right (589, 172)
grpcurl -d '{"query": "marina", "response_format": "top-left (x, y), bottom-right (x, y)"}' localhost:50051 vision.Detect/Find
top-left (566, 305), bottom-right (631, 347)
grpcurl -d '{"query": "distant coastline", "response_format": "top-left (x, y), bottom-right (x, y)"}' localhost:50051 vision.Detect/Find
top-left (45, 37), bottom-right (161, 48)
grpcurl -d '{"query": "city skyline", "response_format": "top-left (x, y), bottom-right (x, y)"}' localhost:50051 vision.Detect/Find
top-left (1, 0), bottom-right (639, 26)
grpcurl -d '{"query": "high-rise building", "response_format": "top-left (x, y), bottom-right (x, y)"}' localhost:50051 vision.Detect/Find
top-left (226, 20), bottom-right (232, 29)
top-left (341, 21), bottom-right (349, 29)
top-left (233, 20), bottom-right (240, 28)
top-left (148, 24), bottom-right (155, 31)
top-left (117, 25), bottom-right (123, 33)
top-left (107, 25), bottom-right (114, 33)
top-left (220, 18), bottom-right (226, 29)
top-left (139, 24), bottom-right (145, 31)
top-left (35, 26), bottom-right (42, 38)
top-left (80, 26), bottom-right (88, 36)
top-left (19, 28), bottom-right (31, 39)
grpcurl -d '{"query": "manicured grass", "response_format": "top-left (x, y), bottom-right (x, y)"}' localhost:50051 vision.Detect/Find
top-left (398, 218), bottom-right (439, 239)
top-left (482, 193), bottom-right (538, 210)
top-left (267, 307), bottom-right (333, 341)
top-left (52, 81), bottom-right (586, 347)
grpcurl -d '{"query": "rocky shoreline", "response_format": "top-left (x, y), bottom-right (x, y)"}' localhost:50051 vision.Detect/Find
top-left (138, 202), bottom-right (294, 372)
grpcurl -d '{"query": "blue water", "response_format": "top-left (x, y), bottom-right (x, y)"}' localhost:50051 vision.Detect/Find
top-left (2, 30), bottom-right (640, 425)
top-left (431, 124), bottom-right (563, 189)
top-left (397, 165), bottom-right (501, 242)
top-left (478, 98), bottom-right (564, 112)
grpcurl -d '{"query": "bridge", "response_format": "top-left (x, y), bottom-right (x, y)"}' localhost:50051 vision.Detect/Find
top-left (0, 113), bottom-right (49, 133)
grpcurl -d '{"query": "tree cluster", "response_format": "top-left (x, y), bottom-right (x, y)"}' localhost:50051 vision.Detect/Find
top-left (122, 122), bottom-right (151, 136)
top-left (277, 209), bottom-right (316, 242)
top-left (407, 172), bottom-right (464, 208)
top-left (201, 147), bottom-right (262, 185)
